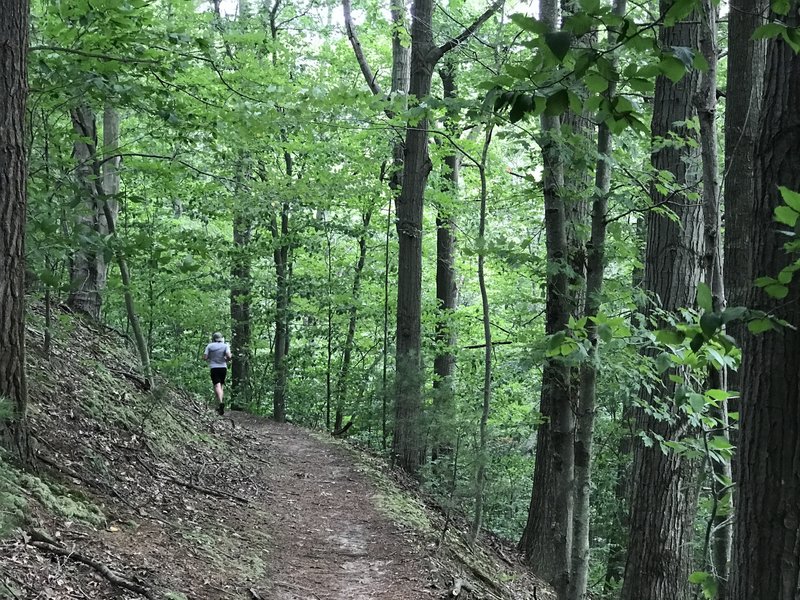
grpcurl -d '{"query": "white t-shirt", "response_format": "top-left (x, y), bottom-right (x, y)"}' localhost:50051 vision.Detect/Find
top-left (204, 342), bottom-right (230, 369)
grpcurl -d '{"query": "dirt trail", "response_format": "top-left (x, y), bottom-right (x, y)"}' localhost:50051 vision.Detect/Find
top-left (233, 413), bottom-right (433, 599)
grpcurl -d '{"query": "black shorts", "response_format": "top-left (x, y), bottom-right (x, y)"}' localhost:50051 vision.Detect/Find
top-left (210, 368), bottom-right (227, 385)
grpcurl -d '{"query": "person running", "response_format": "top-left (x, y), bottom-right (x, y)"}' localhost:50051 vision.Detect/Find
top-left (203, 332), bottom-right (232, 415)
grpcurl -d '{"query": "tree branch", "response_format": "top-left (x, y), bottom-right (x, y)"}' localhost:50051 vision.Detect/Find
top-left (342, 0), bottom-right (382, 96)
top-left (30, 45), bottom-right (162, 65)
top-left (432, 0), bottom-right (505, 62)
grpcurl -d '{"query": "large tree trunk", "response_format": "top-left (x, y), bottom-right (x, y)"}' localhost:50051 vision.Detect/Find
top-left (431, 61), bottom-right (459, 468)
top-left (620, 7), bottom-right (703, 600)
top-left (518, 1), bottom-right (574, 596)
top-left (391, 0), bottom-right (438, 474)
top-left (391, 0), bottom-right (500, 474)
top-left (568, 4), bottom-right (625, 597)
top-left (730, 21), bottom-right (800, 600)
top-left (0, 0), bottom-right (31, 462)
top-left (723, 0), bottom-right (766, 348)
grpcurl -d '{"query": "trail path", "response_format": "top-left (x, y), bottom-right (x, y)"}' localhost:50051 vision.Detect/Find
top-left (229, 413), bottom-right (434, 599)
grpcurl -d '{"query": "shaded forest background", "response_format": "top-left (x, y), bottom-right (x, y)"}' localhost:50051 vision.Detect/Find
top-left (1, 0), bottom-right (799, 598)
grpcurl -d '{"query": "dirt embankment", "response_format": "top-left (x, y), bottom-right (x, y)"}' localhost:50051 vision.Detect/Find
top-left (0, 309), bottom-right (550, 599)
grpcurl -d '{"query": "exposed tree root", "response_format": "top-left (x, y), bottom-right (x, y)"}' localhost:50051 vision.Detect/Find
top-left (26, 529), bottom-right (156, 599)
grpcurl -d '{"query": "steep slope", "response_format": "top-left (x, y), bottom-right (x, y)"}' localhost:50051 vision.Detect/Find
top-left (0, 307), bottom-right (551, 599)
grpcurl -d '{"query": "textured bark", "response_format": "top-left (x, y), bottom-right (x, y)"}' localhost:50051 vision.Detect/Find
top-left (334, 210), bottom-right (372, 431)
top-left (0, 0), bottom-right (30, 462)
top-left (723, 0), bottom-right (766, 347)
top-left (730, 23), bottom-right (800, 600)
top-left (272, 196), bottom-right (290, 423)
top-left (391, 0), bottom-right (501, 473)
top-left (231, 208), bottom-right (253, 410)
top-left (431, 63), bottom-right (459, 467)
top-left (518, 1), bottom-right (574, 596)
top-left (569, 4), bottom-right (625, 597)
top-left (67, 105), bottom-right (105, 319)
top-left (696, 1), bottom-right (732, 595)
top-left (620, 7), bottom-right (704, 600)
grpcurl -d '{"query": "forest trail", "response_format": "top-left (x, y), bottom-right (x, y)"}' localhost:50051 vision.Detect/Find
top-left (0, 310), bottom-right (548, 599)
top-left (227, 413), bottom-right (433, 599)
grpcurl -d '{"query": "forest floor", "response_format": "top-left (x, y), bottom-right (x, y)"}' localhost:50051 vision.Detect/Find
top-left (0, 308), bottom-right (551, 600)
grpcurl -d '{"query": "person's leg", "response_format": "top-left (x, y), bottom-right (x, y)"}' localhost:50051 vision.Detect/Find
top-left (214, 382), bottom-right (224, 402)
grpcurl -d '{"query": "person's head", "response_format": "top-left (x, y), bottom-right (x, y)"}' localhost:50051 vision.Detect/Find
top-left (212, 332), bottom-right (224, 343)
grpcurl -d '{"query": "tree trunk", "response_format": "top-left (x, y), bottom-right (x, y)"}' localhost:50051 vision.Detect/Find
top-left (696, 1), bottom-right (732, 596)
top-left (518, 1), bottom-right (574, 596)
top-left (67, 105), bottom-right (105, 319)
top-left (620, 7), bottom-right (703, 600)
top-left (431, 61), bottom-right (459, 468)
top-left (723, 0), bottom-right (766, 350)
top-left (568, 4), bottom-right (626, 597)
top-left (231, 207), bottom-right (253, 410)
top-left (470, 126), bottom-right (493, 542)
top-left (273, 196), bottom-right (290, 423)
top-left (0, 0), bottom-right (31, 462)
top-left (391, 0), bottom-right (438, 474)
top-left (730, 20), bottom-right (800, 600)
top-left (334, 209), bottom-right (373, 431)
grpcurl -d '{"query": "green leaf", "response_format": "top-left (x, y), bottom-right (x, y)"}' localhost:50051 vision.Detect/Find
top-left (706, 388), bottom-right (735, 401)
top-left (688, 392), bottom-right (706, 414)
top-left (771, 0), bottom-right (791, 15)
top-left (700, 312), bottom-right (723, 337)
top-left (545, 31), bottom-right (573, 61)
top-left (779, 186), bottom-right (800, 212)
top-left (509, 94), bottom-right (534, 123)
top-left (655, 352), bottom-right (672, 374)
top-left (656, 328), bottom-right (685, 345)
top-left (747, 318), bottom-right (774, 334)
top-left (510, 13), bottom-right (548, 34)
top-left (764, 283), bottom-right (789, 299)
top-left (708, 435), bottom-right (734, 451)
top-left (544, 89), bottom-right (570, 116)
top-left (584, 72), bottom-right (609, 92)
top-left (774, 205), bottom-right (798, 226)
top-left (658, 56), bottom-right (686, 83)
top-left (752, 23), bottom-right (786, 39)
top-left (696, 282), bottom-right (713, 312)
top-left (690, 333), bottom-right (705, 353)
top-left (721, 306), bottom-right (747, 323)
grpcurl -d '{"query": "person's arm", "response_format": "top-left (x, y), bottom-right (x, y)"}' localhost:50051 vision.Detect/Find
top-left (225, 344), bottom-right (232, 363)
top-left (203, 344), bottom-right (210, 362)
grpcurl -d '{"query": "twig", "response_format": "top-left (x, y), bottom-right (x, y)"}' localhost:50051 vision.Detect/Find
top-left (26, 530), bottom-right (156, 599)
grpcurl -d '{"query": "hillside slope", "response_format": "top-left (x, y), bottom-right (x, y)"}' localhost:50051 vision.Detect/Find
top-left (0, 307), bottom-right (551, 599)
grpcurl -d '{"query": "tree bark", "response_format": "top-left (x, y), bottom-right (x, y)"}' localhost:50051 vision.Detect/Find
top-left (272, 195), bottom-right (290, 423)
top-left (0, 0), bottom-right (31, 462)
top-left (334, 209), bottom-right (373, 431)
top-left (231, 206), bottom-right (253, 410)
top-left (431, 61), bottom-right (459, 468)
top-left (730, 19), bottom-right (800, 600)
top-left (620, 7), bottom-right (703, 600)
top-left (568, 4), bottom-right (625, 598)
top-left (470, 125), bottom-right (493, 542)
top-left (518, 1), bottom-right (574, 596)
top-left (67, 105), bottom-right (105, 319)
top-left (723, 0), bottom-right (766, 350)
top-left (391, 0), bottom-right (501, 474)
top-left (696, 1), bottom-right (732, 595)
